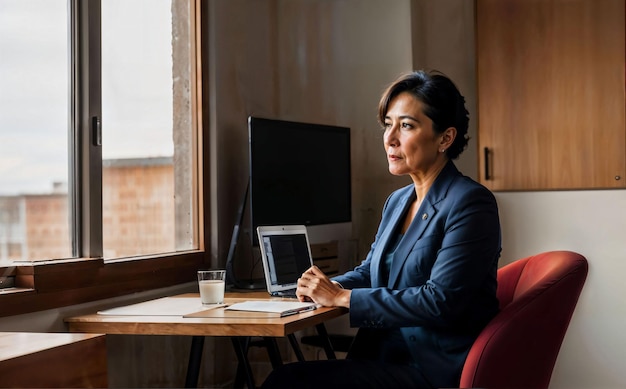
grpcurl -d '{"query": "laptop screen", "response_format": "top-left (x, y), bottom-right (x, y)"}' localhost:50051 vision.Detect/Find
top-left (257, 225), bottom-right (314, 295)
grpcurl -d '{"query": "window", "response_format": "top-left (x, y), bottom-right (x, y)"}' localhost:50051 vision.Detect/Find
top-left (100, 0), bottom-right (198, 259)
top-left (0, 0), bottom-right (200, 266)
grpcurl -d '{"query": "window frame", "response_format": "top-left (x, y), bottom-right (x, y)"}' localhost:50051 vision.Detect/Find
top-left (0, 0), bottom-right (209, 318)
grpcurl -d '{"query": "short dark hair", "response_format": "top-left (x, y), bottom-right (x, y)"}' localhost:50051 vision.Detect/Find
top-left (377, 70), bottom-right (470, 160)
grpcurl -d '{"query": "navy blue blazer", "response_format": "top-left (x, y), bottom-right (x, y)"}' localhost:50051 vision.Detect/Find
top-left (333, 161), bottom-right (501, 388)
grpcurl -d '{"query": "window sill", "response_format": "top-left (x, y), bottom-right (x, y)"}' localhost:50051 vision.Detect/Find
top-left (0, 251), bottom-right (206, 318)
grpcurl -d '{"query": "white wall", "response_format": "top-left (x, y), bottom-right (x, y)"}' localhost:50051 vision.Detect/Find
top-left (496, 191), bottom-right (626, 388)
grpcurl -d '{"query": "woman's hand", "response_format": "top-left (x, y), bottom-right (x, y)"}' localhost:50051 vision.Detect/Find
top-left (296, 265), bottom-right (351, 308)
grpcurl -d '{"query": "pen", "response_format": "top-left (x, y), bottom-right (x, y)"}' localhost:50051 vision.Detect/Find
top-left (281, 304), bottom-right (318, 317)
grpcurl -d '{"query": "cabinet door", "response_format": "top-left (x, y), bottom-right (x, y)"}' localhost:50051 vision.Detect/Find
top-left (476, 0), bottom-right (625, 190)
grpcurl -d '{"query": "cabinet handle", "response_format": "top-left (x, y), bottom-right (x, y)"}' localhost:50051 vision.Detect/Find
top-left (484, 147), bottom-right (491, 180)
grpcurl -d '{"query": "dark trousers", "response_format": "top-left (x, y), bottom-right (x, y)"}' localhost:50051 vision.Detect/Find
top-left (261, 359), bottom-right (433, 389)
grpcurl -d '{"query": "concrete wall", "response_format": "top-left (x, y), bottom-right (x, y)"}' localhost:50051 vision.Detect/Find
top-left (207, 0), bottom-right (415, 278)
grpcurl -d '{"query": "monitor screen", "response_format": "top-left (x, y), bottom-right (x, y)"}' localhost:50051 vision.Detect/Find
top-left (248, 116), bottom-right (351, 244)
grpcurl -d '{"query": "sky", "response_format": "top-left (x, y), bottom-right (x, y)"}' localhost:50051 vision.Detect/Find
top-left (0, 0), bottom-right (173, 195)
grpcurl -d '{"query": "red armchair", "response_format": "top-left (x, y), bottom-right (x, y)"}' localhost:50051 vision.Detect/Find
top-left (460, 251), bottom-right (588, 389)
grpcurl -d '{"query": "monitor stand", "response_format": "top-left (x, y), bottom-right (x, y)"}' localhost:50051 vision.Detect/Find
top-left (225, 182), bottom-right (266, 291)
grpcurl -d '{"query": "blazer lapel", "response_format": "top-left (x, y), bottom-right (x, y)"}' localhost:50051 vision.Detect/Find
top-left (387, 200), bottom-right (436, 287)
top-left (370, 190), bottom-right (414, 287)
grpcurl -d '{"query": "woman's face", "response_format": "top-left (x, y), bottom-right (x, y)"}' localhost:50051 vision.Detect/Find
top-left (383, 91), bottom-right (447, 178)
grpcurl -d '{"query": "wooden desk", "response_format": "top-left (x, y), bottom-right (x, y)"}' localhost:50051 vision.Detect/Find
top-left (65, 292), bottom-right (347, 388)
top-left (0, 332), bottom-right (107, 388)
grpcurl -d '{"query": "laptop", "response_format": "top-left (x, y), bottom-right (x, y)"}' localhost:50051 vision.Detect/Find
top-left (257, 225), bottom-right (315, 298)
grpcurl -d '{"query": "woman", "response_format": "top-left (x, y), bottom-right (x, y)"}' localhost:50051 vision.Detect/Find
top-left (262, 70), bottom-right (501, 389)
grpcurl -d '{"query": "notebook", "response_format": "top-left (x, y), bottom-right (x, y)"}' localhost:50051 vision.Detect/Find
top-left (224, 300), bottom-right (319, 317)
top-left (257, 225), bottom-right (315, 298)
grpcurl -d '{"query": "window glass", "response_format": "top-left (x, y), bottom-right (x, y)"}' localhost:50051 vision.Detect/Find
top-left (0, 0), bottom-right (71, 265)
top-left (101, 0), bottom-right (197, 259)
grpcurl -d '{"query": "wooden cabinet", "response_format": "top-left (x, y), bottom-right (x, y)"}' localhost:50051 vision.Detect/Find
top-left (476, 0), bottom-right (625, 190)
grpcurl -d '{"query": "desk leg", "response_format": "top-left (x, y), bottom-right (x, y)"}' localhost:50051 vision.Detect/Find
top-left (232, 337), bottom-right (256, 389)
top-left (185, 336), bottom-right (204, 388)
top-left (287, 334), bottom-right (305, 362)
top-left (315, 323), bottom-right (336, 360)
top-left (262, 337), bottom-right (283, 368)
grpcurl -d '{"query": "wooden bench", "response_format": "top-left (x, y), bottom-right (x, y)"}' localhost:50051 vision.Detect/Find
top-left (0, 332), bottom-right (107, 388)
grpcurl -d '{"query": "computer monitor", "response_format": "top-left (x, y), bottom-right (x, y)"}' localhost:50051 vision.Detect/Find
top-left (248, 116), bottom-right (352, 246)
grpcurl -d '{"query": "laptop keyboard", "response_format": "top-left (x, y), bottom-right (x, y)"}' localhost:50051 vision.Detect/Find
top-left (272, 289), bottom-right (297, 298)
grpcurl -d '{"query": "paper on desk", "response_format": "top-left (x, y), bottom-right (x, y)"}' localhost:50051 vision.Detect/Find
top-left (97, 296), bottom-right (225, 316)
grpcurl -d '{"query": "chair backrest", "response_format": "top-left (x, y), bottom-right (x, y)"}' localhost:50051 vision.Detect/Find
top-left (459, 251), bottom-right (588, 389)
